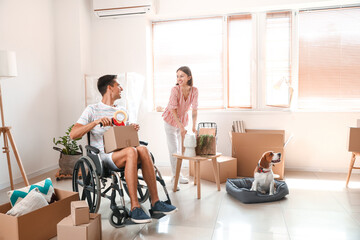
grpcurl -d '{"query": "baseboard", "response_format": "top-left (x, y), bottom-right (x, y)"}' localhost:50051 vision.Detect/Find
top-left (154, 161), bottom-right (189, 168)
top-left (284, 167), bottom-right (358, 174)
top-left (0, 164), bottom-right (59, 190)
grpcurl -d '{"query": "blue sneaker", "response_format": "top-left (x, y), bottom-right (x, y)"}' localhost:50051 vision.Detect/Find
top-left (151, 201), bottom-right (178, 215)
top-left (130, 207), bottom-right (152, 223)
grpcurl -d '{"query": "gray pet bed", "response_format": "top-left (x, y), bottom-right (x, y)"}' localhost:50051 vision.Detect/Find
top-left (226, 178), bottom-right (289, 204)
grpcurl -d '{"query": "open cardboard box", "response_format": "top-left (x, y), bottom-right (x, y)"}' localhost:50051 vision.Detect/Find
top-left (232, 129), bottom-right (285, 179)
top-left (103, 125), bottom-right (139, 153)
top-left (0, 188), bottom-right (79, 240)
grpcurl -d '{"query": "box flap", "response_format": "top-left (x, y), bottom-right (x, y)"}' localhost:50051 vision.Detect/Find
top-left (245, 129), bottom-right (285, 135)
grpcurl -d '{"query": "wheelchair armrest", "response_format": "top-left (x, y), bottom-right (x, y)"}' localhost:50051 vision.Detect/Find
top-left (85, 145), bottom-right (100, 154)
top-left (139, 141), bottom-right (148, 146)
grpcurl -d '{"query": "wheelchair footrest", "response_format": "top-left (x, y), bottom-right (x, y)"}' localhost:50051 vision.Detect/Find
top-left (149, 209), bottom-right (166, 219)
top-left (123, 218), bottom-right (142, 226)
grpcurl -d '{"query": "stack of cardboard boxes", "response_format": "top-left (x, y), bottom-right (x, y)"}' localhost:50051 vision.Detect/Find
top-left (0, 189), bottom-right (78, 240)
top-left (57, 201), bottom-right (102, 240)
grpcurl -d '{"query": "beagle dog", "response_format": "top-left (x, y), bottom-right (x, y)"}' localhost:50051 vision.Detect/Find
top-left (250, 151), bottom-right (281, 195)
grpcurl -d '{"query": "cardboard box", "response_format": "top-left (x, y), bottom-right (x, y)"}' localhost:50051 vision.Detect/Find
top-left (232, 129), bottom-right (285, 179)
top-left (71, 201), bottom-right (90, 226)
top-left (195, 128), bottom-right (216, 155)
top-left (103, 125), bottom-right (139, 153)
top-left (349, 128), bottom-right (360, 152)
top-left (0, 188), bottom-right (79, 240)
top-left (57, 213), bottom-right (102, 240)
top-left (189, 156), bottom-right (237, 183)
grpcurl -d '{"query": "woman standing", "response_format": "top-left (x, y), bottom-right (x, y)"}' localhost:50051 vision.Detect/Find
top-left (162, 66), bottom-right (198, 190)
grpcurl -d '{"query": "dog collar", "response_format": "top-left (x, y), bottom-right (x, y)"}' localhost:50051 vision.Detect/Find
top-left (257, 163), bottom-right (271, 173)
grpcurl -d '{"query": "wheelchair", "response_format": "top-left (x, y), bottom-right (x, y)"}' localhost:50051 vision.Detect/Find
top-left (71, 133), bottom-right (171, 228)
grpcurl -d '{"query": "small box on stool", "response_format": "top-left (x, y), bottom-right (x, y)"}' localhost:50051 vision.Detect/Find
top-left (57, 213), bottom-right (101, 240)
top-left (71, 201), bottom-right (90, 226)
top-left (349, 128), bottom-right (360, 152)
top-left (189, 156), bottom-right (237, 183)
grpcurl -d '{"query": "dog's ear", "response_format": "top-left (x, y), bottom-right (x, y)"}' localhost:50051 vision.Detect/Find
top-left (260, 153), bottom-right (270, 168)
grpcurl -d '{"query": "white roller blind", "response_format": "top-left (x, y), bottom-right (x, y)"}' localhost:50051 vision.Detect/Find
top-left (265, 12), bottom-right (292, 107)
top-left (153, 17), bottom-right (224, 109)
top-left (298, 7), bottom-right (360, 109)
top-left (228, 15), bottom-right (253, 108)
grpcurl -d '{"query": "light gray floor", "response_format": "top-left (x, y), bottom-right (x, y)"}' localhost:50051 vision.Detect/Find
top-left (1, 168), bottom-right (360, 240)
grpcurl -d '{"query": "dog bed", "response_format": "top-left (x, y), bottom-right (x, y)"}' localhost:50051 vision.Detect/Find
top-left (226, 178), bottom-right (289, 204)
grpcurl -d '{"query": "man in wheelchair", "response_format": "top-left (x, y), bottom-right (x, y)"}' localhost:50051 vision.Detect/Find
top-left (70, 74), bottom-right (177, 224)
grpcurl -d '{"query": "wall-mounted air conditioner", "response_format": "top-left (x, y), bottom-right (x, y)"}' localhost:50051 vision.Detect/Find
top-left (93, 0), bottom-right (154, 18)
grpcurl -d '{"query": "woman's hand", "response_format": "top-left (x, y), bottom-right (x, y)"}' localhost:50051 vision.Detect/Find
top-left (180, 126), bottom-right (187, 138)
top-left (192, 126), bottom-right (197, 135)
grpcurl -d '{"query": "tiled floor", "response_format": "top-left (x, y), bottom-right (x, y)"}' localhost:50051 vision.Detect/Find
top-left (1, 168), bottom-right (360, 240)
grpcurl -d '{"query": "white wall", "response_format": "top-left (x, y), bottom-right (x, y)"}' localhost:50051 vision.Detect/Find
top-left (0, 0), bottom-right (58, 189)
top-left (0, 0), bottom-right (359, 190)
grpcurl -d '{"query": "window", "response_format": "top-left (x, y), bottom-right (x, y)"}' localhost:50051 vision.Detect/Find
top-left (151, 6), bottom-right (360, 111)
top-left (298, 7), bottom-right (360, 109)
top-left (228, 15), bottom-right (253, 108)
top-left (264, 12), bottom-right (292, 107)
top-left (152, 18), bottom-right (224, 109)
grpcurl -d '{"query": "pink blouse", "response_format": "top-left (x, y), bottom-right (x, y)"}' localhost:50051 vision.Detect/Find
top-left (162, 85), bottom-right (198, 128)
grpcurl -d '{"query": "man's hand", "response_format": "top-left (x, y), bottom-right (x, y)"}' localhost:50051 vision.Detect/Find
top-left (96, 117), bottom-right (112, 127)
top-left (131, 123), bottom-right (140, 131)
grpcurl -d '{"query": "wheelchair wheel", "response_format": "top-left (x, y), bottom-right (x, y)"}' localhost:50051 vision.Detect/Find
top-left (122, 178), bottom-right (150, 204)
top-left (109, 208), bottom-right (127, 228)
top-left (72, 156), bottom-right (101, 213)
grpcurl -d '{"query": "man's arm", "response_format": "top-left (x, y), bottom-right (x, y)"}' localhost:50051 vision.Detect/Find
top-left (70, 117), bottom-right (112, 140)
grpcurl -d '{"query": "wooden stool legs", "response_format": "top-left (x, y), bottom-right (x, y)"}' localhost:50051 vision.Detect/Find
top-left (346, 152), bottom-right (360, 187)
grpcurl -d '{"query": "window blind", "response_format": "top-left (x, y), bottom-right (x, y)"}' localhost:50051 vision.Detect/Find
top-left (153, 18), bottom-right (224, 110)
top-left (228, 15), bottom-right (253, 108)
top-left (298, 7), bottom-right (360, 109)
top-left (265, 11), bottom-right (292, 107)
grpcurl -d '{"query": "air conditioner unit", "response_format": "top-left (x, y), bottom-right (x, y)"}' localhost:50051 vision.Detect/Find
top-left (93, 0), bottom-right (153, 18)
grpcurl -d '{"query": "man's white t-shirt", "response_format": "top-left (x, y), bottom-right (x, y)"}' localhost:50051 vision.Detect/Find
top-left (77, 102), bottom-right (129, 169)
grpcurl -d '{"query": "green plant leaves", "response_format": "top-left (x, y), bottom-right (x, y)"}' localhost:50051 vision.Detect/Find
top-left (53, 124), bottom-right (81, 155)
top-left (198, 134), bottom-right (214, 150)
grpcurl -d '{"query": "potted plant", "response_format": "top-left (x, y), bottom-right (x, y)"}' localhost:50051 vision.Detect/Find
top-left (195, 134), bottom-right (216, 155)
top-left (53, 124), bottom-right (82, 178)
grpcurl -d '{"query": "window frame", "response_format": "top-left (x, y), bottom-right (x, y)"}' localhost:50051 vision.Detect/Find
top-left (151, 5), bottom-right (360, 112)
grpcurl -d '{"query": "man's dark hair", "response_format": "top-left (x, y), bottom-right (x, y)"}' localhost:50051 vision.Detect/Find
top-left (97, 75), bottom-right (117, 96)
